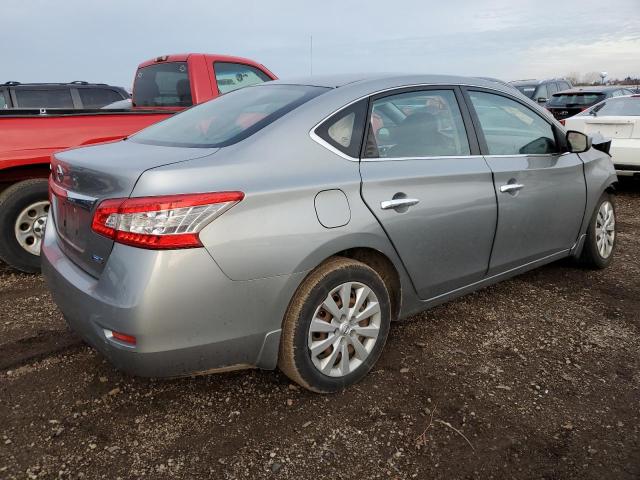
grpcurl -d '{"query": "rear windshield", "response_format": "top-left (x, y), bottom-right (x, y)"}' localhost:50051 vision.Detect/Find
top-left (582, 96), bottom-right (640, 116)
top-left (132, 84), bottom-right (328, 148)
top-left (133, 62), bottom-right (192, 107)
top-left (514, 85), bottom-right (536, 99)
top-left (548, 93), bottom-right (605, 107)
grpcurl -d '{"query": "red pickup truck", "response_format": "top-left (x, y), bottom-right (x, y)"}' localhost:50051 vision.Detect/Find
top-left (0, 53), bottom-right (276, 272)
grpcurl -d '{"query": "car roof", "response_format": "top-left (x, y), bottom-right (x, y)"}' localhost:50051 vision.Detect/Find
top-left (269, 73), bottom-right (516, 92)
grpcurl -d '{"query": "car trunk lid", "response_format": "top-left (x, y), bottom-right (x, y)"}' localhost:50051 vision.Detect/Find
top-left (582, 116), bottom-right (639, 139)
top-left (50, 140), bottom-right (218, 277)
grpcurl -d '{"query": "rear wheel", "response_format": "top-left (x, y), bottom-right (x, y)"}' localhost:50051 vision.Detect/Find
top-left (579, 192), bottom-right (616, 269)
top-left (278, 257), bottom-right (391, 393)
top-left (0, 179), bottom-right (49, 273)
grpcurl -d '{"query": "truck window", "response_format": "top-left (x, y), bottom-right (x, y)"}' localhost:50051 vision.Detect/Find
top-left (78, 88), bottom-right (124, 108)
top-left (14, 88), bottom-right (74, 108)
top-left (133, 62), bottom-right (192, 107)
top-left (0, 89), bottom-right (8, 109)
top-left (214, 62), bottom-right (271, 94)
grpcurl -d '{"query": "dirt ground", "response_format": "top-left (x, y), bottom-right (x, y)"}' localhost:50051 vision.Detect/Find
top-left (1, 182), bottom-right (639, 480)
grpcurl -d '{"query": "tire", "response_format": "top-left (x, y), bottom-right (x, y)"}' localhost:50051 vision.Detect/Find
top-left (0, 179), bottom-right (50, 273)
top-left (278, 256), bottom-right (391, 393)
top-left (579, 192), bottom-right (616, 269)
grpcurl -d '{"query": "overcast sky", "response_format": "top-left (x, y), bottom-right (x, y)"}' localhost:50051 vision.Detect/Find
top-left (3, 0), bottom-right (639, 88)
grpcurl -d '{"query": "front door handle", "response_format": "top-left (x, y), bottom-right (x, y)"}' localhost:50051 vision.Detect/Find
top-left (499, 183), bottom-right (525, 194)
top-left (380, 198), bottom-right (420, 210)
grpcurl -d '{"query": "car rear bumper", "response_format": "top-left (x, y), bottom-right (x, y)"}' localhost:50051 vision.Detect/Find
top-left (41, 213), bottom-right (303, 377)
top-left (611, 139), bottom-right (640, 176)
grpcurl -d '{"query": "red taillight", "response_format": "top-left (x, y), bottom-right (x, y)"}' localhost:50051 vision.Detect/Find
top-left (91, 198), bottom-right (123, 238)
top-left (111, 330), bottom-right (137, 345)
top-left (560, 119), bottom-right (566, 126)
top-left (91, 192), bottom-right (244, 250)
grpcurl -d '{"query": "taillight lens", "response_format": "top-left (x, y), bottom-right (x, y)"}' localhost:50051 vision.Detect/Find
top-left (91, 192), bottom-right (244, 249)
top-left (559, 119), bottom-right (566, 126)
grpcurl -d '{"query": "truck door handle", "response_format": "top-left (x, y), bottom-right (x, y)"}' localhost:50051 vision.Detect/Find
top-left (499, 183), bottom-right (525, 194)
top-left (380, 198), bottom-right (420, 210)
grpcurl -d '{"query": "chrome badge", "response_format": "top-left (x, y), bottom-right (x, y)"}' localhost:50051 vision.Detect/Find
top-left (56, 164), bottom-right (65, 182)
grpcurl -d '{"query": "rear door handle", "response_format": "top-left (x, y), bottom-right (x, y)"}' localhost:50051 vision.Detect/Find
top-left (380, 198), bottom-right (420, 210)
top-left (499, 183), bottom-right (524, 194)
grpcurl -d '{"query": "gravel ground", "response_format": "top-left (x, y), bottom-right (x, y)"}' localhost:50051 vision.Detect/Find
top-left (1, 183), bottom-right (639, 480)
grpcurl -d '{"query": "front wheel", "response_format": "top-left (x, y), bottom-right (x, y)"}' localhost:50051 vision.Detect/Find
top-left (0, 179), bottom-right (50, 273)
top-left (278, 257), bottom-right (391, 393)
top-left (579, 192), bottom-right (616, 269)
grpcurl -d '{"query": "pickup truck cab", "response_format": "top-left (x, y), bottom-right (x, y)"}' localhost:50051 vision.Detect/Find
top-left (0, 53), bottom-right (276, 272)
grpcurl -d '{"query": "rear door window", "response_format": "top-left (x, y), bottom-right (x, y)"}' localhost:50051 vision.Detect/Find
top-left (0, 89), bottom-right (9, 108)
top-left (364, 89), bottom-right (470, 158)
top-left (214, 62), bottom-right (272, 94)
top-left (468, 91), bottom-right (557, 155)
top-left (14, 88), bottom-right (74, 108)
top-left (547, 83), bottom-right (558, 96)
top-left (133, 62), bottom-right (192, 107)
top-left (78, 88), bottom-right (125, 108)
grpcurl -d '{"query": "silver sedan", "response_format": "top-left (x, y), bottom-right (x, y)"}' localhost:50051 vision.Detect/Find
top-left (42, 74), bottom-right (617, 392)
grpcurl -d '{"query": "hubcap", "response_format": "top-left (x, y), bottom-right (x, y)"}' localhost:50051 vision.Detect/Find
top-left (307, 282), bottom-right (381, 378)
top-left (595, 200), bottom-right (615, 259)
top-left (14, 201), bottom-right (50, 256)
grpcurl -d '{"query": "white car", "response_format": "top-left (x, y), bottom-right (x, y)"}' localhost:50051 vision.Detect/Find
top-left (564, 95), bottom-right (640, 177)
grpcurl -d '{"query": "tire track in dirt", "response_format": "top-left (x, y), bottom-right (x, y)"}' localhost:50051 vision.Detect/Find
top-left (0, 330), bottom-right (83, 371)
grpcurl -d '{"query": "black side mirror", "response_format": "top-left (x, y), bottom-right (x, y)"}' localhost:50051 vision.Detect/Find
top-left (566, 130), bottom-right (591, 153)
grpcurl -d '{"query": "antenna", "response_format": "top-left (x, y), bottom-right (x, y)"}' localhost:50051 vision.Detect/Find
top-left (310, 35), bottom-right (313, 75)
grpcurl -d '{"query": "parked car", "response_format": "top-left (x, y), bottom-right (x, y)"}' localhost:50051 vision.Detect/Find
top-left (510, 78), bottom-right (573, 104)
top-left (565, 94), bottom-right (640, 177)
top-left (0, 53), bottom-right (276, 273)
top-left (42, 74), bottom-right (617, 393)
top-left (0, 81), bottom-right (129, 110)
top-left (546, 86), bottom-right (636, 121)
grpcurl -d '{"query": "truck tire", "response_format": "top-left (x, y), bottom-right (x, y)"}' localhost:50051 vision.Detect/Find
top-left (0, 179), bottom-right (50, 273)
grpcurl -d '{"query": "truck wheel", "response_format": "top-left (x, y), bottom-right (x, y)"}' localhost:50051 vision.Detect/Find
top-left (0, 179), bottom-right (50, 273)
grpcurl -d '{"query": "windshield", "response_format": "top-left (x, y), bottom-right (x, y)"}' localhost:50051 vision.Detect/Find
top-left (132, 84), bottom-right (328, 148)
top-left (133, 62), bottom-right (192, 107)
top-left (548, 93), bottom-right (605, 107)
top-left (582, 96), bottom-right (640, 116)
top-left (515, 85), bottom-right (536, 99)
